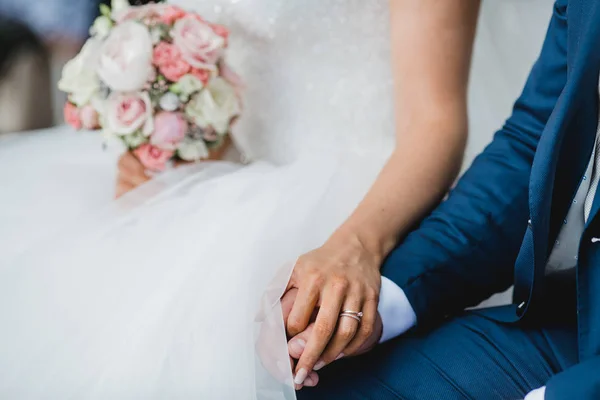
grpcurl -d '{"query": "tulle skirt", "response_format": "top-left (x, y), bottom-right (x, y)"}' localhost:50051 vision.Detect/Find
top-left (0, 128), bottom-right (388, 399)
top-left (0, 128), bottom-right (120, 256)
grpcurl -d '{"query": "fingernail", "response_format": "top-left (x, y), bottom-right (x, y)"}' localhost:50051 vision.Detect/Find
top-left (303, 375), bottom-right (315, 387)
top-left (294, 368), bottom-right (308, 385)
top-left (335, 353), bottom-right (345, 360)
top-left (289, 338), bottom-right (306, 355)
top-left (313, 360), bottom-right (326, 371)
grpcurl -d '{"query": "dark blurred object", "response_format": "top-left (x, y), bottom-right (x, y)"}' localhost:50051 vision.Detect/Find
top-left (99, 0), bottom-right (166, 6)
top-left (0, 17), bottom-right (45, 81)
top-left (130, 0), bottom-right (166, 4)
top-left (0, 17), bottom-right (52, 133)
top-left (0, 1), bottom-right (97, 47)
top-left (0, 0), bottom-right (99, 130)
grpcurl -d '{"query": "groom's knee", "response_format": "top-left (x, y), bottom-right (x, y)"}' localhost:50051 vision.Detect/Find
top-left (295, 339), bottom-right (467, 400)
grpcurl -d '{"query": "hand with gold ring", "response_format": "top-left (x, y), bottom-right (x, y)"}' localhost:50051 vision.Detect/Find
top-left (284, 234), bottom-right (383, 387)
top-left (287, 311), bottom-right (384, 389)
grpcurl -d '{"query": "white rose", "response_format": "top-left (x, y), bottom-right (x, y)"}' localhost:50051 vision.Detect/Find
top-left (169, 74), bottom-right (204, 99)
top-left (171, 16), bottom-right (225, 70)
top-left (96, 21), bottom-right (153, 92)
top-left (105, 91), bottom-right (154, 136)
top-left (177, 137), bottom-right (209, 161)
top-left (89, 16), bottom-right (113, 38)
top-left (185, 78), bottom-right (240, 135)
top-left (57, 38), bottom-right (101, 106)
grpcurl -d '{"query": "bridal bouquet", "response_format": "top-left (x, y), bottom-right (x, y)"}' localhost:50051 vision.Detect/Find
top-left (59, 0), bottom-right (242, 171)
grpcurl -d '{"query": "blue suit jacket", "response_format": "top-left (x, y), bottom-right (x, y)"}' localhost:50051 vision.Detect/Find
top-left (382, 0), bottom-right (600, 397)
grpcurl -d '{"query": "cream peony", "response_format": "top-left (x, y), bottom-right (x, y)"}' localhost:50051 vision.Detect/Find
top-left (96, 21), bottom-right (154, 92)
top-left (185, 78), bottom-right (240, 135)
top-left (177, 137), bottom-right (209, 161)
top-left (57, 38), bottom-right (101, 107)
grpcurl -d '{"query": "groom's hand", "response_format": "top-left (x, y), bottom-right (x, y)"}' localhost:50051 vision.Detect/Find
top-left (285, 235), bottom-right (382, 385)
top-left (281, 289), bottom-right (320, 389)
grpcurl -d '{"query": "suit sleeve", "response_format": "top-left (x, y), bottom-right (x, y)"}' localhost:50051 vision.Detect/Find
top-left (545, 357), bottom-right (600, 399)
top-left (381, 0), bottom-right (569, 328)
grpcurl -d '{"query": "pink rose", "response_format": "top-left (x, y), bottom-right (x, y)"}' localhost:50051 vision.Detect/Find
top-left (80, 105), bottom-right (100, 130)
top-left (160, 5), bottom-right (187, 25)
top-left (64, 102), bottom-right (82, 130)
top-left (190, 68), bottom-right (211, 85)
top-left (152, 42), bottom-right (177, 66)
top-left (151, 112), bottom-right (188, 150)
top-left (160, 60), bottom-right (191, 82)
top-left (190, 14), bottom-right (205, 23)
top-left (133, 144), bottom-right (174, 171)
top-left (106, 92), bottom-right (153, 136)
top-left (153, 42), bottom-right (191, 82)
top-left (211, 23), bottom-right (229, 42)
top-left (171, 15), bottom-right (226, 70)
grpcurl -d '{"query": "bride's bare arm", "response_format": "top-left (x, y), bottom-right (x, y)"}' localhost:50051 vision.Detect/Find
top-left (342, 0), bottom-right (479, 256)
top-left (287, 0), bottom-right (481, 387)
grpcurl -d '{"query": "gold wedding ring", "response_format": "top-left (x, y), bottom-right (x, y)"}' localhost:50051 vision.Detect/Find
top-left (339, 310), bottom-right (363, 323)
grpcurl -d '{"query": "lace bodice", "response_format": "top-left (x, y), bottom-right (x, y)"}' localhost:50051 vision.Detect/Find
top-left (172, 0), bottom-right (396, 163)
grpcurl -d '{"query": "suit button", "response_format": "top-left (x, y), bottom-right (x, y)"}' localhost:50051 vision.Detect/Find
top-left (527, 219), bottom-right (532, 227)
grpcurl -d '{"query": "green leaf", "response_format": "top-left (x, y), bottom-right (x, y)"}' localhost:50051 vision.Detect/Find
top-left (99, 4), bottom-right (111, 18)
top-left (206, 135), bottom-right (227, 149)
top-left (122, 131), bottom-right (148, 148)
top-left (169, 84), bottom-right (182, 95)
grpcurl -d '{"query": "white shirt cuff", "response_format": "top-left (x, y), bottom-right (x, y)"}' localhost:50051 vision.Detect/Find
top-left (377, 276), bottom-right (417, 342)
top-left (524, 386), bottom-right (545, 400)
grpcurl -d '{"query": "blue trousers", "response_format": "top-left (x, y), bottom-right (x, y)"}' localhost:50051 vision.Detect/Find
top-left (296, 311), bottom-right (577, 400)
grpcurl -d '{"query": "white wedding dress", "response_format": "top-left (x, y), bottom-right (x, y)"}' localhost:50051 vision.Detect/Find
top-left (0, 1), bottom-right (552, 399)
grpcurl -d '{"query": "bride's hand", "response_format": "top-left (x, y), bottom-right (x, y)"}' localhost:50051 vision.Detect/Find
top-left (116, 152), bottom-right (150, 198)
top-left (287, 312), bottom-right (383, 386)
top-left (285, 233), bottom-right (382, 384)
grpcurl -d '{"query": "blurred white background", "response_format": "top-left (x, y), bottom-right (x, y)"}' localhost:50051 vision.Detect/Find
top-left (466, 0), bottom-right (552, 170)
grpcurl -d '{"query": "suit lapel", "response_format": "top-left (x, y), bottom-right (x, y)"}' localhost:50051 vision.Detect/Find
top-left (528, 0), bottom-right (600, 304)
top-left (556, 88), bottom-right (598, 233)
top-left (586, 173), bottom-right (600, 226)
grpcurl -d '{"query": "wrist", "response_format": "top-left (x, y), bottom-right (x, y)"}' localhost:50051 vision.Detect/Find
top-left (328, 226), bottom-right (394, 266)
